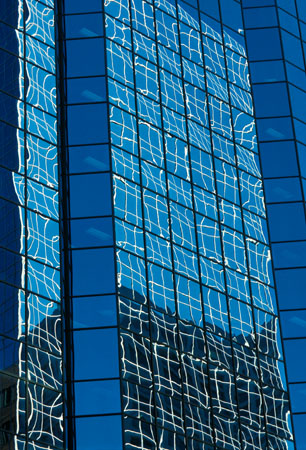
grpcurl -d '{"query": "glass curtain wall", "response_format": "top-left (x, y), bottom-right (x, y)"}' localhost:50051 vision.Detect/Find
top-left (242, 0), bottom-right (306, 448)
top-left (62, 0), bottom-right (296, 449)
top-left (0, 1), bottom-right (63, 449)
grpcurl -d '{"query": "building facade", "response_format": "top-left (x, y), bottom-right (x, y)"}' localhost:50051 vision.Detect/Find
top-left (0, 0), bottom-right (306, 449)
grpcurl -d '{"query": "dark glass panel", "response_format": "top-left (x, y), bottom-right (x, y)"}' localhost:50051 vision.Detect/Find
top-left (67, 77), bottom-right (106, 104)
top-left (64, 0), bottom-right (102, 14)
top-left (72, 248), bottom-right (115, 296)
top-left (65, 13), bottom-right (104, 39)
top-left (70, 217), bottom-right (113, 248)
top-left (72, 295), bottom-right (117, 329)
top-left (244, 6), bottom-right (277, 28)
top-left (67, 103), bottom-right (108, 145)
top-left (74, 379), bottom-right (121, 415)
top-left (289, 384), bottom-right (306, 413)
top-left (253, 83), bottom-right (290, 118)
top-left (66, 38), bottom-right (105, 77)
top-left (256, 117), bottom-right (294, 142)
top-left (75, 416), bottom-right (122, 450)
top-left (72, 328), bottom-right (119, 380)
top-left (0, 336), bottom-right (19, 375)
top-left (280, 311), bottom-right (306, 338)
top-left (69, 173), bottom-right (112, 218)
top-left (275, 268), bottom-right (306, 310)
top-left (272, 241), bottom-right (306, 268)
top-left (284, 339), bottom-right (306, 382)
top-left (198, 0), bottom-right (220, 19)
top-left (68, 144), bottom-right (110, 174)
top-left (264, 178), bottom-right (302, 203)
top-left (293, 414), bottom-right (306, 450)
top-left (245, 28), bottom-right (282, 61)
top-left (249, 60), bottom-right (285, 83)
top-left (267, 203), bottom-right (306, 241)
top-left (259, 141), bottom-right (298, 178)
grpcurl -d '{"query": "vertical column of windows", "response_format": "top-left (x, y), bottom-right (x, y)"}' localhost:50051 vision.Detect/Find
top-left (243, 0), bottom-right (306, 448)
top-left (62, 1), bottom-right (123, 449)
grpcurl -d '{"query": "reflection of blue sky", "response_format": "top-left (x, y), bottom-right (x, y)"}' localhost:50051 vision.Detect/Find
top-left (105, 0), bottom-right (292, 444)
top-left (11, 0), bottom-right (62, 446)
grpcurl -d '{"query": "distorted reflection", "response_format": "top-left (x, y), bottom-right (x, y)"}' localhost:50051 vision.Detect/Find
top-left (0, 0), bottom-right (62, 448)
top-left (106, 0), bottom-right (293, 447)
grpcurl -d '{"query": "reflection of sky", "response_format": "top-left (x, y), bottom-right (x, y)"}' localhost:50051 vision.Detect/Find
top-left (11, 0), bottom-right (62, 447)
top-left (105, 0), bottom-right (292, 445)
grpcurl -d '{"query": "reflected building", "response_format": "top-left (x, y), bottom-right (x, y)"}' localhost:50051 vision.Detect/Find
top-left (1, 0), bottom-right (306, 449)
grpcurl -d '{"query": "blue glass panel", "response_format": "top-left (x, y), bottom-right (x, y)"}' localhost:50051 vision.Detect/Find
top-left (281, 29), bottom-right (304, 68)
top-left (289, 85), bottom-right (306, 124)
top-left (68, 103), bottom-right (108, 145)
top-left (296, 0), bottom-right (306, 21)
top-left (219, 0), bottom-right (243, 32)
top-left (244, 6), bottom-right (277, 28)
top-left (69, 144), bottom-right (110, 174)
top-left (198, 0), bottom-right (220, 19)
top-left (279, 9), bottom-right (299, 36)
top-left (69, 173), bottom-right (112, 218)
top-left (260, 141), bottom-right (298, 178)
top-left (264, 178), bottom-right (302, 203)
top-left (148, 263), bottom-right (176, 315)
top-left (75, 416), bottom-right (122, 450)
top-left (284, 339), bottom-right (306, 382)
top-left (64, 0), bottom-right (102, 13)
top-left (292, 414), bottom-right (306, 450)
top-left (272, 241), bottom-right (306, 269)
top-left (256, 117), bottom-right (294, 142)
top-left (66, 39), bottom-right (105, 77)
top-left (281, 311), bottom-right (306, 339)
top-left (72, 295), bottom-right (117, 328)
top-left (253, 83), bottom-right (290, 117)
top-left (289, 384), bottom-right (306, 413)
top-left (70, 217), bottom-right (113, 248)
top-left (105, 0), bottom-right (130, 23)
top-left (75, 379), bottom-right (121, 415)
top-left (245, 28), bottom-right (282, 61)
top-left (73, 328), bottom-right (119, 379)
top-left (72, 248), bottom-right (115, 296)
top-left (286, 62), bottom-right (306, 91)
top-left (275, 268), bottom-right (306, 310)
top-left (249, 60), bottom-right (285, 83)
top-left (65, 13), bottom-right (104, 38)
top-left (67, 77), bottom-right (106, 104)
top-left (267, 203), bottom-right (306, 242)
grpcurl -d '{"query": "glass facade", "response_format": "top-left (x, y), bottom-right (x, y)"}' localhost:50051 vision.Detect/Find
top-left (62, 0), bottom-right (296, 449)
top-left (1, 0), bottom-right (306, 449)
top-left (242, 1), bottom-right (306, 449)
top-left (0, 1), bottom-right (63, 449)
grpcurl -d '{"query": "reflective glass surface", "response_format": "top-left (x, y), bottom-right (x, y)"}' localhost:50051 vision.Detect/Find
top-left (58, 0), bottom-right (294, 448)
top-left (0, 1), bottom-right (63, 449)
top-left (58, 0), bottom-right (306, 448)
top-left (242, 1), bottom-right (306, 445)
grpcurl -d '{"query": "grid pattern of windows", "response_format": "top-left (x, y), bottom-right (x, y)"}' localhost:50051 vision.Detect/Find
top-left (101, 0), bottom-right (294, 448)
top-left (242, 1), bottom-right (306, 448)
top-left (0, 1), bottom-right (63, 449)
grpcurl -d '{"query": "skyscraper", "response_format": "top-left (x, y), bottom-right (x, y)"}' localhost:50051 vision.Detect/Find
top-left (0, 0), bottom-right (306, 449)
